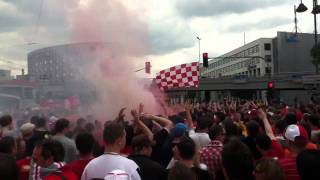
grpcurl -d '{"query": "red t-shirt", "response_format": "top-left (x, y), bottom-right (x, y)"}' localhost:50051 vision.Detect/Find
top-left (265, 140), bottom-right (284, 159)
top-left (61, 159), bottom-right (92, 179)
top-left (16, 157), bottom-right (31, 180)
top-left (279, 156), bottom-right (300, 180)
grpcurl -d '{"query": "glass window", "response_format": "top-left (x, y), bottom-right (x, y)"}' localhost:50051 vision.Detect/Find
top-left (264, 43), bottom-right (271, 51)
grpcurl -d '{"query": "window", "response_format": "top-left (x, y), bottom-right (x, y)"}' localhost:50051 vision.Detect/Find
top-left (265, 55), bottom-right (272, 62)
top-left (264, 43), bottom-right (271, 51)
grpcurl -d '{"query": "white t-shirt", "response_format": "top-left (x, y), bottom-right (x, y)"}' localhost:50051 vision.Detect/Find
top-left (189, 130), bottom-right (211, 148)
top-left (81, 154), bottom-right (141, 180)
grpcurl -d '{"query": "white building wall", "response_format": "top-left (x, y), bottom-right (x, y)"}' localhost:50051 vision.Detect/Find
top-left (201, 38), bottom-right (273, 78)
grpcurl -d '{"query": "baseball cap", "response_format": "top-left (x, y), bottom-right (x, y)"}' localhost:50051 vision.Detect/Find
top-left (284, 124), bottom-right (308, 142)
top-left (20, 123), bottom-right (35, 136)
top-left (172, 123), bottom-right (187, 138)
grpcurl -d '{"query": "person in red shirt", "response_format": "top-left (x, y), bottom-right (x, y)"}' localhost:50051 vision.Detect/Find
top-left (279, 124), bottom-right (308, 180)
top-left (256, 109), bottom-right (284, 160)
top-left (61, 133), bottom-right (94, 179)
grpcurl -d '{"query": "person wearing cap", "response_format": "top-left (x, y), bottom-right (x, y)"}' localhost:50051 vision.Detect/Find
top-left (278, 124), bottom-right (309, 180)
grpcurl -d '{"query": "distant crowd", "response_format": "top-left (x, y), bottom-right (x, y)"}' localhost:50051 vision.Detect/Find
top-left (0, 100), bottom-right (320, 180)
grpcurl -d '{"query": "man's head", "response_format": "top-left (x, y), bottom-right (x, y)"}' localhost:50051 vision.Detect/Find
top-left (246, 120), bottom-right (260, 137)
top-left (255, 134), bottom-right (272, 154)
top-left (284, 124), bottom-right (308, 152)
top-left (35, 117), bottom-right (47, 129)
top-left (284, 113), bottom-right (297, 125)
top-left (196, 116), bottom-right (211, 132)
top-left (32, 139), bottom-right (65, 167)
top-left (173, 136), bottom-right (196, 161)
top-left (76, 118), bottom-right (86, 127)
top-left (297, 149), bottom-right (320, 180)
top-left (20, 123), bottom-right (35, 139)
top-left (0, 115), bottom-right (13, 129)
top-left (53, 118), bottom-right (70, 134)
top-left (254, 159), bottom-right (284, 180)
top-left (222, 139), bottom-right (254, 180)
top-left (208, 125), bottom-right (225, 142)
top-left (131, 134), bottom-right (153, 156)
top-left (75, 133), bottom-right (94, 156)
top-left (103, 121), bottom-right (126, 149)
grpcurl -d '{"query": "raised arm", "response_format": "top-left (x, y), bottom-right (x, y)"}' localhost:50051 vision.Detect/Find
top-left (184, 102), bottom-right (194, 129)
top-left (141, 113), bottom-right (173, 130)
top-left (258, 108), bottom-right (276, 140)
top-left (131, 109), bottom-right (153, 141)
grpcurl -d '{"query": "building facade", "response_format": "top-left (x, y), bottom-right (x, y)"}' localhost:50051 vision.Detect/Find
top-left (201, 32), bottom-right (315, 78)
top-left (27, 42), bottom-right (116, 103)
top-left (28, 42), bottom-right (113, 84)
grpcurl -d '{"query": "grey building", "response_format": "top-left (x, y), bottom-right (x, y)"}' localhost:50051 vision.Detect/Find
top-left (27, 42), bottom-right (116, 102)
top-left (202, 32), bottom-right (316, 78)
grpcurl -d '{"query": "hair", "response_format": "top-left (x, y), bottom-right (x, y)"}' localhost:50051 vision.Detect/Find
top-left (76, 118), bottom-right (86, 126)
top-left (224, 119), bottom-right (241, 137)
top-left (30, 116), bottom-right (40, 125)
top-left (0, 153), bottom-right (19, 180)
top-left (103, 121), bottom-right (125, 145)
top-left (35, 117), bottom-right (47, 128)
top-left (297, 149), bottom-right (320, 180)
top-left (0, 115), bottom-right (12, 127)
top-left (131, 134), bottom-right (152, 154)
top-left (0, 136), bottom-right (16, 154)
top-left (208, 125), bottom-right (224, 140)
top-left (168, 162), bottom-right (196, 180)
top-left (54, 118), bottom-right (70, 134)
top-left (246, 121), bottom-right (260, 137)
top-left (254, 159), bottom-right (284, 180)
top-left (284, 113), bottom-right (297, 125)
top-left (176, 136), bottom-right (196, 160)
top-left (275, 120), bottom-right (288, 134)
top-left (215, 112), bottom-right (226, 122)
top-left (37, 139), bottom-right (65, 162)
top-left (75, 133), bottom-right (95, 155)
top-left (196, 116), bottom-right (211, 131)
top-left (85, 122), bottom-right (95, 133)
top-left (255, 134), bottom-right (272, 151)
top-left (222, 139), bottom-right (254, 180)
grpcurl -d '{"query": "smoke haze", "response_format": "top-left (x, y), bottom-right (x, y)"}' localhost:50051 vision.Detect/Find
top-left (68, 0), bottom-right (161, 119)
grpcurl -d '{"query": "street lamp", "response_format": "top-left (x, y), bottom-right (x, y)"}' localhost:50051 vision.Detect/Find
top-left (296, 0), bottom-right (320, 73)
top-left (196, 36), bottom-right (201, 63)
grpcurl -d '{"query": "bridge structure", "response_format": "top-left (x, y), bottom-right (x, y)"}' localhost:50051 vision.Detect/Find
top-left (165, 73), bottom-right (319, 92)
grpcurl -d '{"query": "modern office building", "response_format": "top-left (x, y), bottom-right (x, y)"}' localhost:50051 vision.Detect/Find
top-left (201, 32), bottom-right (315, 78)
top-left (27, 42), bottom-right (118, 103)
top-left (28, 42), bottom-right (115, 83)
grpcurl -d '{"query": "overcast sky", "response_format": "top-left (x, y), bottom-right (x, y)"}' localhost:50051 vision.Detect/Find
top-left (0, 0), bottom-right (317, 76)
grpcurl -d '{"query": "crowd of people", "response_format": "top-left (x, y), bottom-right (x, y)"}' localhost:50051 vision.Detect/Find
top-left (0, 100), bottom-right (320, 180)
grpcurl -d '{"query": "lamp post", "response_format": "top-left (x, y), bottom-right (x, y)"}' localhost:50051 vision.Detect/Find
top-left (296, 0), bottom-right (320, 73)
top-left (197, 36), bottom-right (201, 63)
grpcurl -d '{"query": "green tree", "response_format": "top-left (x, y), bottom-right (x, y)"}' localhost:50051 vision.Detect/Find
top-left (310, 44), bottom-right (320, 74)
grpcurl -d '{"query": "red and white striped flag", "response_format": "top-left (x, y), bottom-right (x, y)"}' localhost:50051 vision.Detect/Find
top-left (155, 62), bottom-right (199, 90)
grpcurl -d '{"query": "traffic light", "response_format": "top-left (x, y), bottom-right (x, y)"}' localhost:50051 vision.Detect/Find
top-left (145, 61), bottom-right (151, 74)
top-left (267, 81), bottom-right (274, 90)
top-left (203, 53), bottom-right (208, 67)
top-left (267, 81), bottom-right (275, 104)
